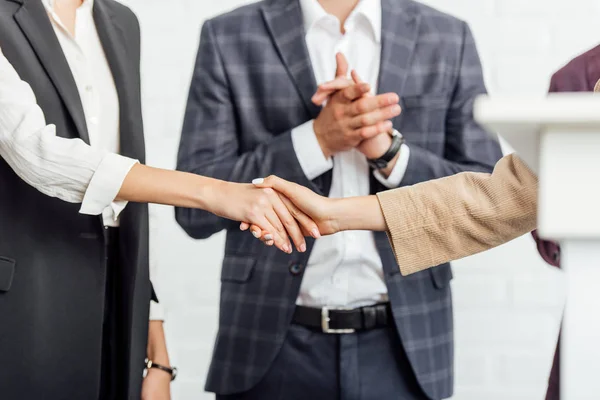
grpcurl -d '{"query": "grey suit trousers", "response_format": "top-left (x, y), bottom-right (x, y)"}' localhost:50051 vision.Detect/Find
top-left (217, 322), bottom-right (428, 400)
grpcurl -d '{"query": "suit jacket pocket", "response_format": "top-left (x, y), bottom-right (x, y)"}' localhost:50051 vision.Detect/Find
top-left (0, 256), bottom-right (16, 292)
top-left (430, 263), bottom-right (453, 289)
top-left (221, 254), bottom-right (257, 283)
top-left (401, 94), bottom-right (449, 109)
top-left (399, 94), bottom-right (450, 144)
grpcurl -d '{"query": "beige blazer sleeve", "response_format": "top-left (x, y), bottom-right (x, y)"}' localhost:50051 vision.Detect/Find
top-left (376, 154), bottom-right (538, 276)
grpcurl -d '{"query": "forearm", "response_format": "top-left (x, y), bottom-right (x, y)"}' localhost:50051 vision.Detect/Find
top-left (376, 154), bottom-right (538, 275)
top-left (175, 130), bottom-right (315, 238)
top-left (116, 163), bottom-right (221, 210)
top-left (334, 195), bottom-right (387, 232)
top-left (147, 320), bottom-right (170, 366)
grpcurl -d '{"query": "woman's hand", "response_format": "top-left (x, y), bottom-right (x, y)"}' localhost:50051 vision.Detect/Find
top-left (207, 180), bottom-right (320, 254)
top-left (240, 176), bottom-right (342, 242)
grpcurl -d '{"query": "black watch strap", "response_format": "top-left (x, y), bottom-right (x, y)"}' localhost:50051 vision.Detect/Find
top-left (367, 131), bottom-right (405, 170)
top-left (145, 358), bottom-right (177, 381)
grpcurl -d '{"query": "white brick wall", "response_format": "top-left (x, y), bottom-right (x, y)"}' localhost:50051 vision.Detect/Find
top-left (117, 0), bottom-right (600, 398)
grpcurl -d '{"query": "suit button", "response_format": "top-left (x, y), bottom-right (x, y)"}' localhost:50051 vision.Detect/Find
top-left (289, 263), bottom-right (303, 276)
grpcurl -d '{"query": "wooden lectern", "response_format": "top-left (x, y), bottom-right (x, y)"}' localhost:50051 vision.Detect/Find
top-left (475, 93), bottom-right (600, 400)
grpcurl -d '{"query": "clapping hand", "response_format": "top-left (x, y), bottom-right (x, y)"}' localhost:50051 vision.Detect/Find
top-left (239, 53), bottom-right (400, 250)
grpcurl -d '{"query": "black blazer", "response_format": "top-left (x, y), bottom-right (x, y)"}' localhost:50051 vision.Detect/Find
top-left (0, 0), bottom-right (151, 398)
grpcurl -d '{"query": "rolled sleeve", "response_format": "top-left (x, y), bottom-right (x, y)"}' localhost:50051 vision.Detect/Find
top-left (149, 300), bottom-right (165, 321)
top-left (291, 119), bottom-right (333, 180)
top-left (373, 144), bottom-right (410, 189)
top-left (79, 153), bottom-right (137, 215)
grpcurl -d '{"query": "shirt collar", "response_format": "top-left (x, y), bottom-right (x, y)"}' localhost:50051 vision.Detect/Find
top-left (42, 0), bottom-right (95, 13)
top-left (299, 0), bottom-right (382, 43)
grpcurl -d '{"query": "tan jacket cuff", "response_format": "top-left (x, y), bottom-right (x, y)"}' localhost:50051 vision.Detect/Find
top-left (376, 189), bottom-right (432, 276)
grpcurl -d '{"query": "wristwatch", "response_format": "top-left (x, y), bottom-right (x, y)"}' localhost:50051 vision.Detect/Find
top-left (367, 130), bottom-right (404, 170)
top-left (145, 358), bottom-right (178, 381)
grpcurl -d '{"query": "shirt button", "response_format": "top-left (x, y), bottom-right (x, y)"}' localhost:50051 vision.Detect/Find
top-left (85, 85), bottom-right (93, 92)
top-left (90, 117), bottom-right (99, 125)
top-left (289, 263), bottom-right (304, 276)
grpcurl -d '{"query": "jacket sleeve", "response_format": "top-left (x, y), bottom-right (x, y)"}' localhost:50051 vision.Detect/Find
top-left (374, 21), bottom-right (503, 194)
top-left (175, 20), bottom-right (319, 239)
top-left (376, 154), bottom-right (538, 276)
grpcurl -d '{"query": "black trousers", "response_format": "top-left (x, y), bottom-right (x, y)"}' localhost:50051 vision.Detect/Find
top-left (99, 227), bottom-right (127, 400)
top-left (217, 322), bottom-right (428, 400)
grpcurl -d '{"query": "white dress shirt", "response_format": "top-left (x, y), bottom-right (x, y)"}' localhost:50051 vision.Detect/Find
top-left (0, 47), bottom-right (136, 214)
top-left (292, 0), bottom-right (410, 308)
top-left (41, 0), bottom-right (163, 320)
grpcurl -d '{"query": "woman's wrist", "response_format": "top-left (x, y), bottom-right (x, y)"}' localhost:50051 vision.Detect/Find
top-left (192, 177), bottom-right (227, 215)
top-left (334, 195), bottom-right (387, 232)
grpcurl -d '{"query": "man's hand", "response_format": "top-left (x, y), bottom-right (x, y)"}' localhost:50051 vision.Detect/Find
top-left (312, 53), bottom-right (401, 158)
top-left (314, 69), bottom-right (401, 176)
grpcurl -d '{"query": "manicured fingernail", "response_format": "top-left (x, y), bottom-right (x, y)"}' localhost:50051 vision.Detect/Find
top-left (264, 234), bottom-right (273, 241)
top-left (283, 243), bottom-right (290, 253)
top-left (311, 228), bottom-right (321, 238)
top-left (266, 240), bottom-right (274, 246)
top-left (252, 178), bottom-right (264, 185)
top-left (299, 243), bottom-right (307, 252)
top-left (391, 105), bottom-right (401, 114)
top-left (252, 230), bottom-right (260, 238)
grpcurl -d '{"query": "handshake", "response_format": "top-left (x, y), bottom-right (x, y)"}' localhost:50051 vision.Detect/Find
top-left (211, 54), bottom-right (400, 254)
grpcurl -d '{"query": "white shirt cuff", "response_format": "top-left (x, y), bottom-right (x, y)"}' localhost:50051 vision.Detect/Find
top-left (79, 153), bottom-right (138, 215)
top-left (291, 120), bottom-right (333, 180)
top-left (373, 143), bottom-right (411, 189)
top-left (149, 300), bottom-right (165, 321)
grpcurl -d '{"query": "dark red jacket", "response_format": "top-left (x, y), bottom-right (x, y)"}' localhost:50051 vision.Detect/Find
top-left (537, 43), bottom-right (600, 400)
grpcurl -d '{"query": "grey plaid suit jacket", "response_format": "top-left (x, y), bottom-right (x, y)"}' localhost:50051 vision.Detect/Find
top-left (176, 0), bottom-right (502, 398)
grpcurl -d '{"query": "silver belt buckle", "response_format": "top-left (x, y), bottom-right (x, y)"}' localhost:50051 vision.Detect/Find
top-left (321, 306), bottom-right (356, 334)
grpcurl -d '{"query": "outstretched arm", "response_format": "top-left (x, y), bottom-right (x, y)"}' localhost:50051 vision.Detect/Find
top-left (0, 48), bottom-right (316, 253)
top-left (252, 154), bottom-right (538, 275)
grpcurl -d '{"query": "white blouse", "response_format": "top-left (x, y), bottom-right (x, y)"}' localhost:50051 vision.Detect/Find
top-left (0, 47), bottom-right (136, 214)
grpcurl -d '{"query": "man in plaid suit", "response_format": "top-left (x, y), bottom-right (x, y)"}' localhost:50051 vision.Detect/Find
top-left (176, 0), bottom-right (502, 398)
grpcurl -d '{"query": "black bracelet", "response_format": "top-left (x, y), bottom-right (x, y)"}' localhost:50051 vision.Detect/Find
top-left (145, 358), bottom-right (177, 381)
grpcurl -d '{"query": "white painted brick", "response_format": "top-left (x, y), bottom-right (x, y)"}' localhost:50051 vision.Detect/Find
top-left (493, 353), bottom-right (555, 387)
top-left (454, 310), bottom-right (558, 348)
top-left (454, 352), bottom-right (492, 387)
top-left (509, 271), bottom-right (566, 309)
top-left (493, 0), bottom-right (563, 17)
top-left (451, 276), bottom-right (509, 309)
top-left (453, 386), bottom-right (542, 400)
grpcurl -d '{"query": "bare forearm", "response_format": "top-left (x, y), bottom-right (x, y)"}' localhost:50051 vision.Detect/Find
top-left (147, 320), bottom-right (170, 365)
top-left (334, 195), bottom-right (387, 232)
top-left (116, 164), bottom-right (221, 210)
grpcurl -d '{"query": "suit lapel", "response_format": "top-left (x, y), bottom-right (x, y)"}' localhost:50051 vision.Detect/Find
top-left (93, 0), bottom-right (141, 160)
top-left (261, 0), bottom-right (320, 117)
top-left (13, 0), bottom-right (90, 143)
top-left (377, 0), bottom-right (421, 96)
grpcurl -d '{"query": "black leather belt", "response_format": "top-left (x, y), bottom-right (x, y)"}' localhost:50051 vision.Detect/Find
top-left (292, 303), bottom-right (391, 334)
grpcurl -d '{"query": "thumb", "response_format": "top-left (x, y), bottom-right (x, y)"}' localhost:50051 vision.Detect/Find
top-left (335, 52), bottom-right (349, 78)
top-left (252, 176), bottom-right (303, 203)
